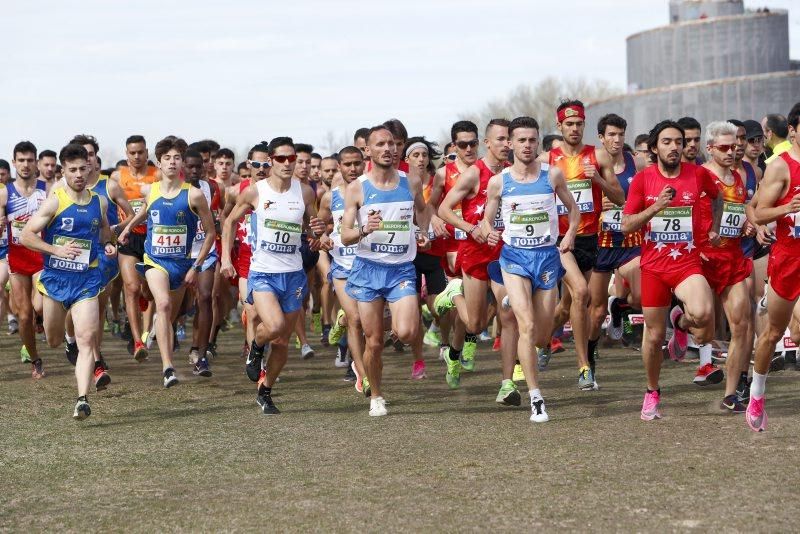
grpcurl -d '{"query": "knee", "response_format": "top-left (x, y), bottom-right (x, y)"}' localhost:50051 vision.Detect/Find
top-left (395, 323), bottom-right (418, 344)
top-left (466, 317), bottom-right (484, 334)
top-left (197, 288), bottom-right (212, 305)
top-left (123, 279), bottom-right (140, 295)
top-left (590, 302), bottom-right (607, 325)
top-left (47, 336), bottom-right (62, 349)
top-left (155, 299), bottom-right (171, 317)
top-left (365, 335), bottom-right (384, 354)
top-left (572, 285), bottom-right (589, 306)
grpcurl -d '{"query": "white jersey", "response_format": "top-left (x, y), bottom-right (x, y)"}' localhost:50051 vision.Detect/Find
top-left (250, 178), bottom-right (305, 273)
top-left (500, 165), bottom-right (559, 249)
top-left (356, 173), bottom-right (416, 264)
top-left (330, 186), bottom-right (358, 270)
top-left (190, 180), bottom-right (213, 259)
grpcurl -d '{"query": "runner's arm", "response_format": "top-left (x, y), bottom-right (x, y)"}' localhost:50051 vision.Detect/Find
top-left (752, 158), bottom-right (797, 225)
top-left (595, 149), bottom-right (625, 205)
top-left (622, 176), bottom-right (672, 233)
top-left (409, 173), bottom-right (432, 238)
top-left (20, 195), bottom-right (66, 257)
top-left (106, 178), bottom-right (134, 234)
top-left (479, 175), bottom-right (502, 240)
top-left (438, 166), bottom-right (479, 236)
top-left (220, 184), bottom-right (257, 268)
top-left (551, 166), bottom-right (580, 250)
top-left (340, 179), bottom-right (363, 246)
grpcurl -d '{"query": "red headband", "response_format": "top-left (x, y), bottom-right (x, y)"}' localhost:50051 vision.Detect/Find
top-left (557, 105), bottom-right (585, 123)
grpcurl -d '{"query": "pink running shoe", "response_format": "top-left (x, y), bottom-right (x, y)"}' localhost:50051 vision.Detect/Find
top-left (668, 306), bottom-right (688, 361)
top-left (351, 361), bottom-right (364, 393)
top-left (640, 390), bottom-right (662, 421)
top-left (746, 395), bottom-right (767, 432)
top-left (411, 359), bottom-right (426, 380)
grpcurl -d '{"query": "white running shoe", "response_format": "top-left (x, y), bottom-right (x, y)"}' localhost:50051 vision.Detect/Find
top-left (301, 344), bottom-right (315, 360)
top-left (369, 396), bottom-right (387, 417)
top-left (529, 396), bottom-right (549, 423)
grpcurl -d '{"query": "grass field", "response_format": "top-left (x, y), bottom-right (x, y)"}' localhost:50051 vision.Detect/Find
top-left (1, 324), bottom-right (799, 532)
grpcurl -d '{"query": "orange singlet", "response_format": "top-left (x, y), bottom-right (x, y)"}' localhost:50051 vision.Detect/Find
top-left (119, 166), bottom-right (159, 234)
top-left (549, 145), bottom-right (603, 236)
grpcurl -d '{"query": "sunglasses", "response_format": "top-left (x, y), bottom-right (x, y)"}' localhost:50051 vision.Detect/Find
top-left (272, 155), bottom-right (298, 164)
top-left (712, 144), bottom-right (735, 152)
top-left (456, 140), bottom-right (479, 150)
top-left (446, 154), bottom-right (457, 161)
top-left (248, 160), bottom-right (270, 169)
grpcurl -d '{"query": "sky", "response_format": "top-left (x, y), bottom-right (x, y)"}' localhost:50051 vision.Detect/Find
top-left (0, 0), bottom-right (797, 164)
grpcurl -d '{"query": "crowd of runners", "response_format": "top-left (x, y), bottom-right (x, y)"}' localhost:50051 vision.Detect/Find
top-left (2, 100), bottom-right (799, 432)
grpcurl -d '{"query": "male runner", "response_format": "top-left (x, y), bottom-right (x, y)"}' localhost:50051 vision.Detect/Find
top-left (353, 128), bottom-right (369, 158)
top-left (37, 150), bottom-right (58, 191)
top-left (316, 156), bottom-right (340, 344)
top-left (763, 114), bottom-right (791, 164)
top-left (293, 143), bottom-right (318, 357)
top-left (340, 125), bottom-right (431, 416)
top-left (21, 143), bottom-right (116, 419)
top-left (213, 148), bottom-right (238, 189)
top-left (622, 120), bottom-right (720, 421)
top-left (677, 117), bottom-right (703, 164)
top-left (482, 116), bottom-right (580, 422)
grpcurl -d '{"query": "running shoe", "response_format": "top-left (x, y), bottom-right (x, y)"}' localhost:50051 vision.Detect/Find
top-left (496, 379), bottom-right (521, 406)
top-left (176, 325), bottom-right (186, 341)
top-left (133, 340), bottom-right (148, 362)
top-left (256, 392), bottom-right (280, 415)
top-left (321, 325), bottom-right (331, 347)
top-left (420, 304), bottom-right (433, 323)
top-left (492, 336), bottom-right (501, 352)
top-left (530, 396), bottom-right (549, 423)
top-left (369, 396), bottom-right (387, 417)
top-left (438, 345), bottom-right (448, 361)
top-left (20, 345), bottom-right (31, 363)
top-left (311, 312), bottom-right (322, 334)
top-left (301, 344), bottom-right (315, 360)
top-left (460, 341), bottom-right (476, 372)
top-left (668, 306), bottom-right (688, 361)
top-left (334, 344), bottom-right (349, 368)
top-left (245, 344), bottom-right (264, 382)
top-left (193, 358), bottom-right (212, 377)
top-left (121, 320), bottom-right (132, 341)
top-left (745, 395), bottom-right (767, 432)
top-left (411, 359), bottom-right (426, 380)
top-left (512, 364), bottom-right (525, 383)
top-left (8, 317), bottom-right (19, 335)
top-left (188, 348), bottom-right (200, 365)
top-left (433, 278), bottom-right (463, 317)
top-left (607, 296), bottom-right (624, 341)
top-left (351, 361), bottom-right (363, 393)
top-left (479, 330), bottom-right (492, 342)
top-left (720, 394), bottom-right (746, 414)
top-left (31, 358), bottom-right (45, 379)
top-left (163, 368), bottom-right (179, 388)
top-left (144, 323), bottom-right (156, 349)
top-left (73, 399), bottom-right (91, 420)
top-left (551, 337), bottom-right (564, 354)
top-left (577, 366), bottom-right (594, 390)
top-left (423, 328), bottom-right (442, 347)
top-left (537, 346), bottom-right (552, 371)
top-left (343, 363), bottom-right (357, 382)
top-left (443, 349), bottom-right (461, 389)
top-left (640, 390), bottom-right (662, 421)
top-left (756, 294), bottom-right (767, 316)
top-left (110, 320), bottom-right (121, 338)
top-left (328, 309), bottom-right (347, 345)
top-left (94, 366), bottom-right (111, 391)
top-left (769, 354), bottom-right (785, 373)
top-left (693, 363), bottom-right (724, 386)
top-left (736, 375), bottom-right (751, 404)
top-left (363, 376), bottom-right (371, 398)
top-left (206, 342), bottom-right (217, 359)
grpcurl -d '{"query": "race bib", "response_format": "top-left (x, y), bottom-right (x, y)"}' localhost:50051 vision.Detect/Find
top-left (454, 209), bottom-right (467, 240)
top-left (601, 207), bottom-right (623, 233)
top-left (152, 224), bottom-right (188, 257)
top-left (719, 202), bottom-right (745, 238)
top-left (192, 220), bottom-right (206, 257)
top-left (10, 220), bottom-right (26, 245)
top-left (492, 207), bottom-right (504, 230)
top-left (507, 211), bottom-right (551, 248)
top-left (129, 198), bottom-right (144, 215)
top-left (651, 206), bottom-right (692, 243)
top-left (371, 220), bottom-right (410, 254)
top-left (49, 235), bottom-right (91, 272)
top-left (556, 179), bottom-right (594, 215)
top-left (261, 219), bottom-right (301, 254)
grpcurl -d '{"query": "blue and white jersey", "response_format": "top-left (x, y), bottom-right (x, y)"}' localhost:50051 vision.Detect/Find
top-left (500, 164), bottom-right (558, 249)
top-left (330, 186), bottom-right (357, 270)
top-left (250, 178), bottom-right (305, 273)
top-left (357, 173), bottom-right (416, 264)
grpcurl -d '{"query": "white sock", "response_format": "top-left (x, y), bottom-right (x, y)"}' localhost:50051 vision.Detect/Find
top-left (65, 334), bottom-right (76, 344)
top-left (750, 371), bottom-right (767, 398)
top-left (530, 388), bottom-right (542, 401)
top-left (428, 323), bottom-right (440, 333)
top-left (699, 343), bottom-right (713, 366)
top-left (8, 314), bottom-right (14, 322)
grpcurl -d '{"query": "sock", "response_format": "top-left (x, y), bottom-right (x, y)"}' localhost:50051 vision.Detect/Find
top-left (449, 345), bottom-right (461, 361)
top-left (77, 395), bottom-right (87, 402)
top-left (530, 388), bottom-right (542, 400)
top-left (647, 387), bottom-right (661, 395)
top-left (65, 334), bottom-right (76, 344)
top-left (251, 340), bottom-right (265, 358)
top-left (750, 371), bottom-right (767, 398)
top-left (338, 335), bottom-right (348, 349)
top-left (428, 323), bottom-right (440, 333)
top-left (258, 384), bottom-right (271, 396)
top-left (323, 323), bottom-right (331, 330)
top-left (464, 332), bottom-right (478, 344)
top-left (699, 343), bottom-right (713, 366)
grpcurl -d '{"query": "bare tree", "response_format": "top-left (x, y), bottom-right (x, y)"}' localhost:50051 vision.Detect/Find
top-left (320, 129), bottom-right (352, 156)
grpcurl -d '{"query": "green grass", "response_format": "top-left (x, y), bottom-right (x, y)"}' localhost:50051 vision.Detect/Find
top-left (1, 329), bottom-right (798, 531)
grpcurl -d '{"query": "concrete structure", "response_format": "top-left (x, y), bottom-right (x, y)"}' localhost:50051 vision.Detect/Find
top-left (586, 0), bottom-right (799, 141)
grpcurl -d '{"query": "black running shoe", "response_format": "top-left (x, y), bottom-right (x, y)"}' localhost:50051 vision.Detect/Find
top-left (343, 363), bottom-right (356, 382)
top-left (245, 344), bottom-right (264, 382)
top-left (65, 338), bottom-right (79, 366)
top-left (720, 394), bottom-right (746, 414)
top-left (193, 358), bottom-right (212, 378)
top-left (769, 354), bottom-right (785, 373)
top-left (163, 368), bottom-right (179, 388)
top-left (73, 399), bottom-right (91, 420)
top-left (736, 375), bottom-right (751, 404)
top-left (256, 393), bottom-right (280, 415)
top-left (205, 342), bottom-right (217, 359)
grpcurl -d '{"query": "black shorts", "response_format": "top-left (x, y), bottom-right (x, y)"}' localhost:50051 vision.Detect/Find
top-left (300, 237), bottom-right (320, 272)
top-left (414, 252), bottom-right (447, 295)
top-left (118, 232), bottom-right (146, 261)
top-left (753, 242), bottom-right (770, 261)
top-left (557, 234), bottom-right (598, 273)
top-left (594, 246), bottom-right (640, 273)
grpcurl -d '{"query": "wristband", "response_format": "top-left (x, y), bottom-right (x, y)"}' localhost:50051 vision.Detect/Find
top-left (104, 241), bottom-right (115, 249)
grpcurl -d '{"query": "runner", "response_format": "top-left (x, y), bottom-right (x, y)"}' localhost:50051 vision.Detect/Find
top-left (0, 159), bottom-right (15, 335)
top-left (118, 136), bottom-right (217, 387)
top-left (677, 117), bottom-right (703, 164)
top-left (37, 150), bottom-right (58, 191)
top-left (0, 141), bottom-right (47, 376)
top-left (763, 114), bottom-right (791, 164)
top-left (481, 116), bottom-right (580, 422)
top-left (220, 136), bottom-right (326, 414)
top-left (316, 156), bottom-right (340, 345)
top-left (746, 102), bottom-right (800, 432)
top-left (293, 143), bottom-right (318, 358)
top-left (213, 148), bottom-right (238, 189)
top-left (621, 119), bottom-right (720, 421)
top-left (340, 125), bottom-right (431, 416)
top-left (21, 143), bottom-right (116, 419)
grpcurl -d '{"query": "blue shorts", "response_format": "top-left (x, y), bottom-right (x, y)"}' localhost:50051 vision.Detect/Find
top-left (345, 257), bottom-right (417, 303)
top-left (246, 269), bottom-right (308, 313)
top-left (138, 254), bottom-right (193, 291)
top-left (594, 246), bottom-right (641, 273)
top-left (37, 267), bottom-right (102, 309)
top-left (741, 237), bottom-right (756, 259)
top-left (328, 261), bottom-right (351, 283)
top-left (499, 246), bottom-right (563, 291)
top-left (0, 242), bottom-right (7, 261)
top-left (99, 254), bottom-right (120, 289)
top-left (196, 250), bottom-right (218, 273)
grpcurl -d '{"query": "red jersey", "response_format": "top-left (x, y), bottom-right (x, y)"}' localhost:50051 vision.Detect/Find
top-left (623, 163), bottom-right (718, 273)
top-left (773, 151), bottom-right (800, 256)
top-left (696, 167), bottom-right (746, 252)
top-left (442, 161), bottom-right (467, 249)
top-left (550, 145), bottom-right (603, 236)
top-left (235, 179), bottom-right (253, 263)
top-left (459, 158), bottom-right (507, 255)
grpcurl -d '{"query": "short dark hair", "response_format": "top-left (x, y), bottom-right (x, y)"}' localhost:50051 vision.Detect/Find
top-left (508, 116), bottom-right (540, 138)
top-left (294, 143), bottom-right (313, 156)
top-left (765, 113), bottom-right (789, 138)
top-left (677, 116), bottom-right (701, 131)
top-left (339, 146), bottom-right (363, 160)
top-left (366, 125), bottom-right (391, 143)
top-left (623, 143), bottom-right (634, 154)
top-left (450, 120), bottom-right (478, 142)
top-left (727, 119), bottom-right (745, 128)
top-left (197, 139), bottom-right (220, 153)
top-left (116, 159), bottom-right (128, 168)
top-left (485, 118), bottom-right (510, 134)
top-left (0, 159), bottom-right (10, 171)
top-left (125, 135), bottom-right (146, 146)
top-left (383, 118), bottom-right (408, 143)
top-left (268, 137), bottom-right (295, 156)
top-left (13, 141), bottom-right (37, 160)
top-left (634, 133), bottom-right (649, 146)
top-left (353, 128), bottom-right (370, 143)
top-left (39, 150), bottom-right (57, 160)
top-left (237, 161), bottom-right (249, 172)
top-left (184, 149), bottom-right (203, 161)
top-left (154, 136), bottom-right (188, 161)
top-left (542, 134), bottom-right (563, 152)
top-left (70, 134), bottom-right (99, 153)
top-left (248, 142), bottom-right (270, 159)
top-left (97, 156), bottom-right (102, 167)
top-left (311, 152), bottom-right (322, 160)
top-left (58, 143), bottom-right (89, 165)
top-left (557, 99), bottom-right (585, 114)
top-left (788, 103), bottom-right (800, 131)
top-left (214, 148), bottom-right (235, 161)
top-left (647, 120), bottom-right (685, 161)
top-left (597, 114), bottom-right (627, 135)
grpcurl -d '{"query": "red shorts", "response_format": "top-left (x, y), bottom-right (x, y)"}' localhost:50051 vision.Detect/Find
top-left (640, 263), bottom-right (703, 308)
top-left (8, 246), bottom-right (43, 277)
top-left (455, 239), bottom-right (502, 281)
top-left (768, 245), bottom-right (800, 301)
top-left (701, 249), bottom-right (752, 295)
top-left (236, 246), bottom-right (251, 280)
